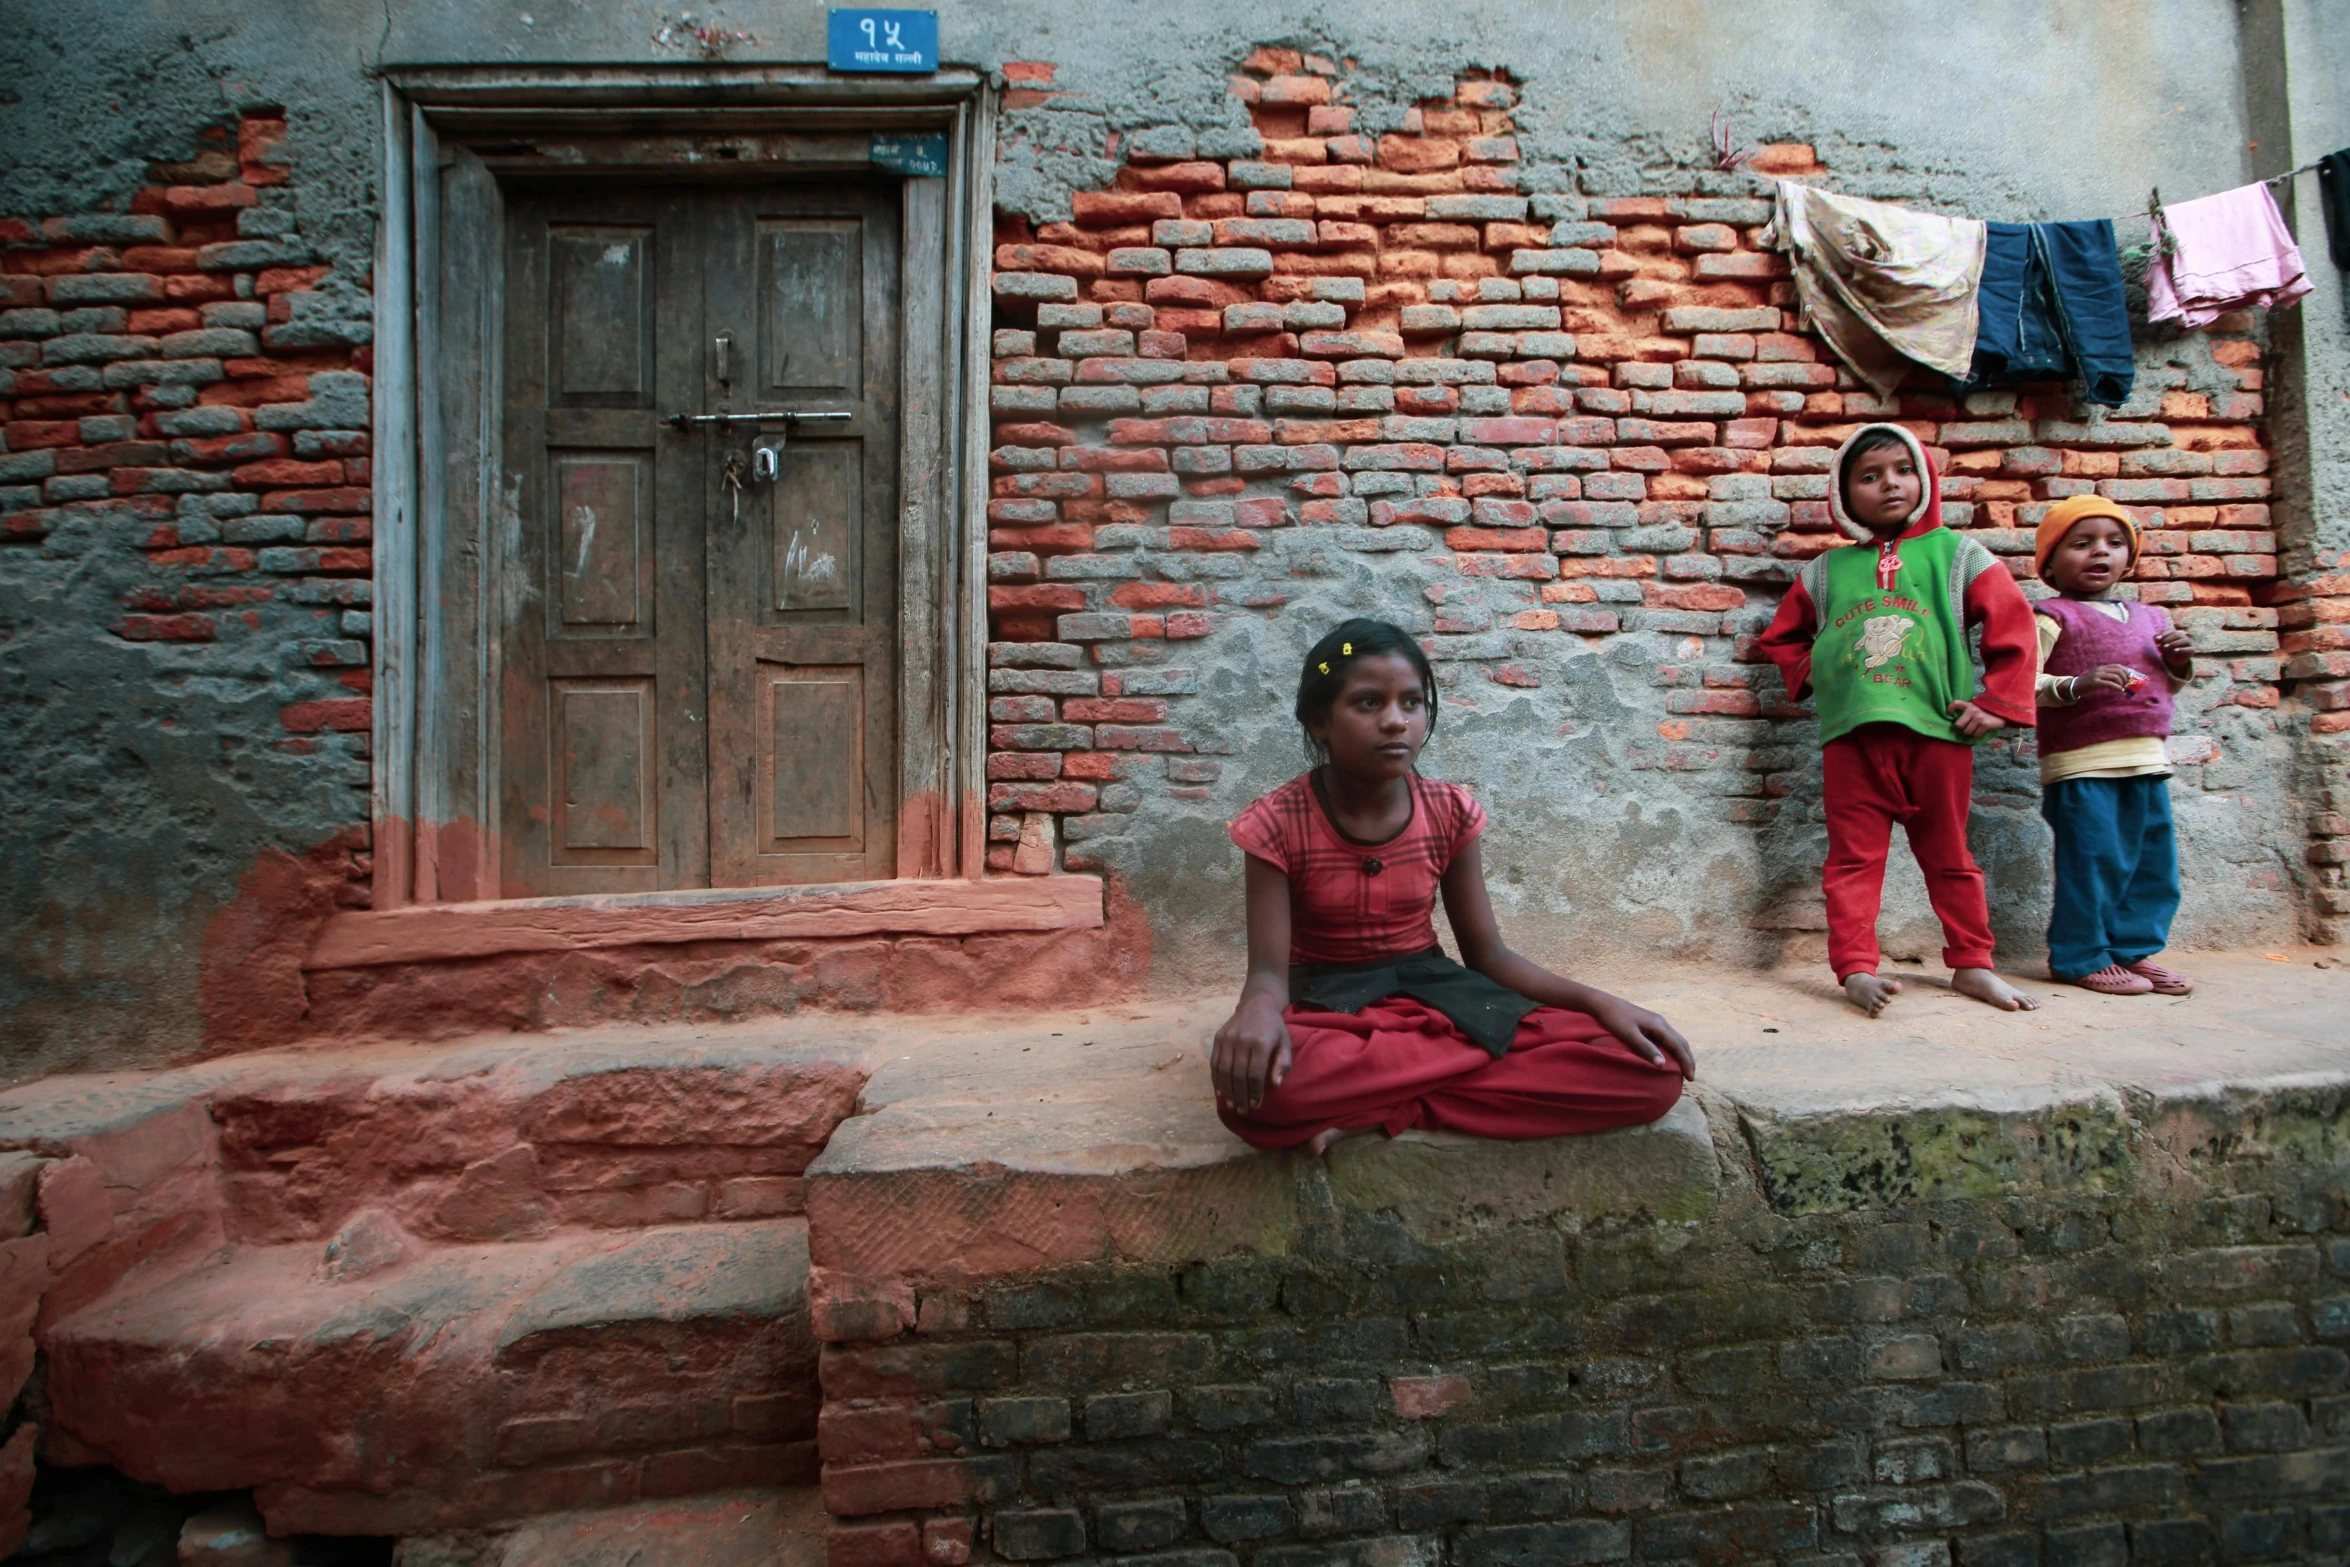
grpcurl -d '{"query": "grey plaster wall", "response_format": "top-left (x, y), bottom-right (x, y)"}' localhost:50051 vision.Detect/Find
top-left (0, 5), bottom-right (387, 1077)
top-left (1102, 530), bottom-right (2310, 996)
top-left (2252, 0), bottom-right (2350, 945)
top-left (2254, 0), bottom-right (2350, 580)
top-left (0, 0), bottom-right (2275, 316)
top-left (1, 0), bottom-right (2342, 1070)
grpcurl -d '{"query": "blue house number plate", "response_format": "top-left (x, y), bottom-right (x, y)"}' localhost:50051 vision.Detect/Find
top-left (828, 9), bottom-right (938, 73)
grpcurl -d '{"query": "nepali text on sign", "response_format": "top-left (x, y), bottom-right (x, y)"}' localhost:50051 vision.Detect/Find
top-left (827, 9), bottom-right (938, 73)
top-left (870, 133), bottom-right (949, 176)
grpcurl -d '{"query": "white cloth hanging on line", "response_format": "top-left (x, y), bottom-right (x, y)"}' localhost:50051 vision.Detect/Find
top-left (1764, 183), bottom-right (1987, 396)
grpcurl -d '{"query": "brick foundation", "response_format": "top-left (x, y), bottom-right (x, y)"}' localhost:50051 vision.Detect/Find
top-left (811, 1089), bottom-right (2350, 1567)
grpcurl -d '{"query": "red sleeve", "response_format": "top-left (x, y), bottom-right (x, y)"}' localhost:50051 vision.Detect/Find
top-left (1443, 782), bottom-right (1488, 863)
top-left (1228, 795), bottom-right (1290, 871)
top-left (1757, 575), bottom-right (1821, 702)
top-left (1964, 564), bottom-right (2038, 727)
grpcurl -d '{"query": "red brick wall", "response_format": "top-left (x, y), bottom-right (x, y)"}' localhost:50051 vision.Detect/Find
top-left (2284, 566), bottom-right (2350, 937)
top-left (982, 57), bottom-right (2298, 887)
top-left (0, 110), bottom-right (375, 904)
top-left (2, 84), bottom-right (2333, 944)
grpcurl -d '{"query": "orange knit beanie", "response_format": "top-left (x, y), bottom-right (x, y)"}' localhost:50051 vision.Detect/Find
top-left (2034, 495), bottom-right (2138, 580)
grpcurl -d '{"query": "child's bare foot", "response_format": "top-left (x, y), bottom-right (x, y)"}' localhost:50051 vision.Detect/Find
top-left (1953, 967), bottom-right (2040, 1011)
top-left (1843, 972), bottom-right (1902, 1017)
top-left (1303, 1126), bottom-right (1368, 1156)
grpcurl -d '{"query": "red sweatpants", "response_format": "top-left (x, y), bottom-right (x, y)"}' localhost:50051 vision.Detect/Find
top-left (1217, 996), bottom-right (1685, 1152)
top-left (1821, 724), bottom-right (1997, 981)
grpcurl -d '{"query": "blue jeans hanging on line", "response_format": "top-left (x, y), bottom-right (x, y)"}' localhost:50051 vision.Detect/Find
top-left (1961, 219), bottom-right (2135, 407)
top-left (2040, 774), bottom-right (2181, 980)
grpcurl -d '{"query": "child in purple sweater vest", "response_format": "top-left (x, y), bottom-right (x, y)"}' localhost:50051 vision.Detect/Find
top-left (2032, 496), bottom-right (2198, 996)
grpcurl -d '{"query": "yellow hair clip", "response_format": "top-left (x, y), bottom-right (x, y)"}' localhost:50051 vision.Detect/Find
top-left (1341, 642), bottom-right (1352, 655)
top-left (1317, 661), bottom-right (1329, 674)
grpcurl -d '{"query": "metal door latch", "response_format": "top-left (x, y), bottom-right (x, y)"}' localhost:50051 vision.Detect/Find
top-left (751, 444), bottom-right (781, 483)
top-left (665, 409), bottom-right (852, 432)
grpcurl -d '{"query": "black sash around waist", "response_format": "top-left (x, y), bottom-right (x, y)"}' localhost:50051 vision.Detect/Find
top-left (1287, 947), bottom-right (1539, 1059)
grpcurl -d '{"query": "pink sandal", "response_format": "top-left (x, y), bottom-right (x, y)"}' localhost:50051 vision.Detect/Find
top-left (2125, 959), bottom-right (2194, 996)
top-left (2071, 964), bottom-right (2153, 995)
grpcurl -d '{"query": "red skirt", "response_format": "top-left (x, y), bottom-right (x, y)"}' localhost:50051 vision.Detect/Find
top-left (1216, 996), bottom-right (1685, 1151)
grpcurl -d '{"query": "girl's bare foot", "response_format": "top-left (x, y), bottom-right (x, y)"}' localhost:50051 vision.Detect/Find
top-left (1843, 972), bottom-right (1902, 1017)
top-left (1304, 1125), bottom-right (1363, 1156)
top-left (1953, 967), bottom-right (2039, 1011)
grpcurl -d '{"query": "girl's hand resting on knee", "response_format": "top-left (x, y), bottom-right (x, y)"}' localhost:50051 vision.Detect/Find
top-left (1212, 995), bottom-right (1293, 1112)
top-left (1583, 993), bottom-right (1698, 1079)
top-left (1443, 839), bottom-right (1698, 1082)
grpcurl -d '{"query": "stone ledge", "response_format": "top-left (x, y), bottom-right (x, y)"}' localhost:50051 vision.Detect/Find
top-left (1644, 951), bottom-right (2350, 1216)
top-left (8, 956), bottom-right (2343, 1290)
top-left (1325, 1097), bottom-right (1721, 1240)
top-left (805, 954), bottom-right (2350, 1281)
top-left (805, 999), bottom-right (1725, 1283)
top-left (1738, 1075), bottom-right (2350, 1217)
top-left (304, 875), bottom-right (1106, 970)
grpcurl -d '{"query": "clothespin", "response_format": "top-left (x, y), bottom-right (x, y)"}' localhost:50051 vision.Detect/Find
top-left (2147, 188), bottom-right (2179, 257)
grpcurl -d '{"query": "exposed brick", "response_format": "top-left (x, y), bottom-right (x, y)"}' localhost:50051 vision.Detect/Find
top-left (994, 1508), bottom-right (1086, 1561)
top-left (1392, 1375), bottom-right (1471, 1419)
top-left (822, 1456), bottom-right (1020, 1516)
top-left (279, 698), bottom-right (370, 733)
top-left (831, 1521), bottom-right (923, 1567)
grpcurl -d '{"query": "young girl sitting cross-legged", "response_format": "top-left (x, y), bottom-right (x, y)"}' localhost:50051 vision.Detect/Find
top-left (1210, 618), bottom-right (1696, 1154)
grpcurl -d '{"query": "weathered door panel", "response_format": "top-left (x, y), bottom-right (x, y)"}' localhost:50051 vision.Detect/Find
top-left (705, 185), bottom-right (901, 886)
top-left (756, 218), bottom-right (864, 399)
top-left (498, 191), bottom-right (709, 895)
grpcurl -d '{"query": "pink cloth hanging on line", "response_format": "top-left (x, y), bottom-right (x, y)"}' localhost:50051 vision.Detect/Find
top-left (2145, 181), bottom-right (2312, 327)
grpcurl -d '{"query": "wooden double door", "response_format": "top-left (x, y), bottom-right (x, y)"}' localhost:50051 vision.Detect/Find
top-left (498, 179), bottom-right (901, 897)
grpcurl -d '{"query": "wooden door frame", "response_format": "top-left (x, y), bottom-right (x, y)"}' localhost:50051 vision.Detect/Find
top-left (369, 65), bottom-right (997, 911)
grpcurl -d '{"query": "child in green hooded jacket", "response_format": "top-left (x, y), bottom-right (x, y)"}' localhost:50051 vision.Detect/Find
top-left (1758, 423), bottom-right (2042, 1017)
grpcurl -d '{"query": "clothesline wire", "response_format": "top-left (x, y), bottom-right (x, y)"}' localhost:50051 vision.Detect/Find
top-left (2262, 158), bottom-right (2325, 187)
top-left (1776, 160), bottom-right (2328, 235)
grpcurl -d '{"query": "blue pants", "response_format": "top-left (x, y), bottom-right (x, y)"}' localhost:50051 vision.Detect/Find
top-left (1963, 219), bottom-right (2135, 406)
top-left (2040, 775), bottom-right (2180, 979)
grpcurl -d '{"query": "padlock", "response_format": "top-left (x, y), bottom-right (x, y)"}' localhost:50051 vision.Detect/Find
top-left (752, 443), bottom-right (781, 483)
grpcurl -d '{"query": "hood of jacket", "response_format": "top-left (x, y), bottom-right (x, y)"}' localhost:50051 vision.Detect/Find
top-left (1828, 422), bottom-right (1940, 542)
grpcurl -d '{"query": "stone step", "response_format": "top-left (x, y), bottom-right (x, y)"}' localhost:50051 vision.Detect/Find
top-left (0, 1030), bottom-right (874, 1267)
top-left (44, 1217), bottom-right (818, 1535)
top-left (396, 1485), bottom-right (827, 1567)
top-left (202, 1033), bottom-right (872, 1243)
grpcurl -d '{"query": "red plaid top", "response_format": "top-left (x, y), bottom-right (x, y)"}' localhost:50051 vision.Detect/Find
top-left (1229, 772), bottom-right (1488, 966)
